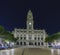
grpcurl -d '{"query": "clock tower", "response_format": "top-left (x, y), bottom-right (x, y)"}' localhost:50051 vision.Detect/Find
top-left (27, 10), bottom-right (34, 30)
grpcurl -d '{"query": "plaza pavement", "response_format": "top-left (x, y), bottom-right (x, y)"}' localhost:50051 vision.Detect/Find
top-left (0, 47), bottom-right (58, 55)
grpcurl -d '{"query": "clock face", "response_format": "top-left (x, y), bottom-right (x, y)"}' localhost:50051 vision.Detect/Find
top-left (29, 22), bottom-right (31, 25)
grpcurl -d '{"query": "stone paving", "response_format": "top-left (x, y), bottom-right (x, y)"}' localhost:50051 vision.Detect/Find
top-left (0, 47), bottom-right (59, 55)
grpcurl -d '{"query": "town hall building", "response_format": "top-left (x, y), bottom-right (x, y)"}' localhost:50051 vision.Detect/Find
top-left (12, 10), bottom-right (47, 48)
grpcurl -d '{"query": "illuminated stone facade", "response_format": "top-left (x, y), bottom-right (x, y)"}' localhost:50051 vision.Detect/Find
top-left (12, 10), bottom-right (47, 48)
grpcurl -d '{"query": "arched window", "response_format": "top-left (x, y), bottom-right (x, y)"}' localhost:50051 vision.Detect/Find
top-left (16, 42), bottom-right (19, 45)
top-left (35, 42), bottom-right (37, 45)
top-left (20, 37), bottom-right (22, 40)
top-left (24, 42), bottom-right (26, 45)
top-left (29, 42), bottom-right (33, 45)
top-left (41, 42), bottom-right (43, 45)
top-left (41, 37), bottom-right (43, 40)
top-left (38, 42), bottom-right (40, 46)
top-left (34, 37), bottom-right (36, 40)
top-left (24, 37), bottom-right (26, 40)
top-left (20, 42), bottom-right (22, 45)
top-left (38, 37), bottom-right (40, 40)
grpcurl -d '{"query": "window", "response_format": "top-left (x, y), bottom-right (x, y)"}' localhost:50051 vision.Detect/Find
top-left (21, 31), bottom-right (23, 32)
top-left (41, 31), bottom-right (43, 33)
top-left (41, 42), bottom-right (43, 45)
top-left (20, 37), bottom-right (22, 40)
top-left (20, 42), bottom-right (22, 45)
top-left (16, 42), bottom-right (19, 45)
top-left (24, 37), bottom-right (26, 40)
top-left (29, 37), bottom-right (31, 40)
top-left (34, 37), bottom-right (36, 40)
top-left (38, 37), bottom-right (40, 40)
top-left (41, 37), bottom-right (43, 40)
top-left (38, 42), bottom-right (40, 46)
top-left (35, 42), bottom-right (37, 45)
top-left (24, 42), bottom-right (26, 45)
top-left (29, 31), bottom-right (32, 33)
top-left (24, 31), bottom-right (26, 32)
top-left (17, 31), bottom-right (19, 32)
top-left (29, 42), bottom-right (33, 45)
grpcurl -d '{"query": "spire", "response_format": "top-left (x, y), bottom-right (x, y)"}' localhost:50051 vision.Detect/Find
top-left (27, 10), bottom-right (33, 20)
top-left (28, 10), bottom-right (32, 13)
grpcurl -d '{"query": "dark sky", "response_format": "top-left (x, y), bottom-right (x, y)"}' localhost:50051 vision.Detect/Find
top-left (0, 0), bottom-right (60, 34)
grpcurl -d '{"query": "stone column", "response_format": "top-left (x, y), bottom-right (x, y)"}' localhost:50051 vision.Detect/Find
top-left (19, 37), bottom-right (20, 46)
top-left (19, 34), bottom-right (20, 46)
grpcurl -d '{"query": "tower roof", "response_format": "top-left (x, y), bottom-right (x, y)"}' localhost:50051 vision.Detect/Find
top-left (27, 10), bottom-right (33, 20)
top-left (28, 10), bottom-right (32, 13)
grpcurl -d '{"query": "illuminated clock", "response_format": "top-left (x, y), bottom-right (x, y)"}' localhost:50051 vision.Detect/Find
top-left (29, 22), bottom-right (31, 25)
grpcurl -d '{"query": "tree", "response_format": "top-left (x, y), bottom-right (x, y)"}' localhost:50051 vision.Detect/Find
top-left (45, 35), bottom-right (54, 42)
top-left (0, 25), bottom-right (5, 34)
top-left (0, 25), bottom-right (18, 42)
top-left (3, 31), bottom-right (18, 42)
top-left (45, 32), bottom-right (60, 42)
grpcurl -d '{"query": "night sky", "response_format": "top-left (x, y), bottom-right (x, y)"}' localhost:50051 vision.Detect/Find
top-left (0, 0), bottom-right (60, 34)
